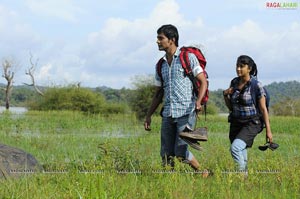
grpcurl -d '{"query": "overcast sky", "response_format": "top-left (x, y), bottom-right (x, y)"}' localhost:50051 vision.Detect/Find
top-left (0, 0), bottom-right (299, 90)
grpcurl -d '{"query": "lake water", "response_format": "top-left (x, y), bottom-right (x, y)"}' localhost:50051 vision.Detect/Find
top-left (0, 107), bottom-right (28, 114)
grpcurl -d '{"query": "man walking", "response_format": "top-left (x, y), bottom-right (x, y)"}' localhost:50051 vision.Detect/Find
top-left (144, 24), bottom-right (208, 170)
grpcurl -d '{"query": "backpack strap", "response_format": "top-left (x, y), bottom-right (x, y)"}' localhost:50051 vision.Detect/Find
top-left (230, 77), bottom-right (239, 89)
top-left (250, 78), bottom-right (271, 129)
top-left (179, 50), bottom-right (196, 89)
top-left (179, 49), bottom-right (201, 97)
top-left (251, 78), bottom-right (270, 112)
top-left (156, 57), bottom-right (164, 83)
top-left (250, 78), bottom-right (258, 107)
top-left (179, 49), bottom-right (193, 75)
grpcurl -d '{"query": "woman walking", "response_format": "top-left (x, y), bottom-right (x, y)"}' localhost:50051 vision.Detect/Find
top-left (223, 55), bottom-right (273, 172)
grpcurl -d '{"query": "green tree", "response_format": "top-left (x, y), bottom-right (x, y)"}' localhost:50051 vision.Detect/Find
top-left (129, 75), bottom-right (158, 120)
top-left (95, 86), bottom-right (133, 103)
top-left (208, 89), bottom-right (226, 113)
top-left (203, 101), bottom-right (219, 115)
top-left (11, 87), bottom-right (37, 106)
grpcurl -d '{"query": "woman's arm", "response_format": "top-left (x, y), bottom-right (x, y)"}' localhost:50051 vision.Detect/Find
top-left (223, 87), bottom-right (233, 111)
top-left (258, 96), bottom-right (273, 143)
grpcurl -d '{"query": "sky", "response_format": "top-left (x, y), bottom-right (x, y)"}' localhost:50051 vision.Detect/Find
top-left (0, 0), bottom-right (299, 90)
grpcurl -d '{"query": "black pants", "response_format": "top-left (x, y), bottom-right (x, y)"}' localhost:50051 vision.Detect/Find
top-left (229, 115), bottom-right (263, 147)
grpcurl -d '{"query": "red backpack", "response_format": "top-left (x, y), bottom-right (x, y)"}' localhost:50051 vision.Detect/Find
top-left (156, 46), bottom-right (209, 105)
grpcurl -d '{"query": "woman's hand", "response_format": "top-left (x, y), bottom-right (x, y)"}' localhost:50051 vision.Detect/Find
top-left (223, 87), bottom-right (233, 96)
top-left (266, 130), bottom-right (273, 143)
top-left (223, 87), bottom-right (233, 111)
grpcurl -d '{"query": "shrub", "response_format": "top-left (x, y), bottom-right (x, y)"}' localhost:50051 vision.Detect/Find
top-left (27, 86), bottom-right (127, 114)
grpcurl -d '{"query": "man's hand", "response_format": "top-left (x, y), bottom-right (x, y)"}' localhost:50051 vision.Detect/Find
top-left (195, 99), bottom-right (202, 114)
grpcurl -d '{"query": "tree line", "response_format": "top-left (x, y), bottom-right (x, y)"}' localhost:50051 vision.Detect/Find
top-left (1, 79), bottom-right (300, 119)
top-left (1, 58), bottom-right (300, 119)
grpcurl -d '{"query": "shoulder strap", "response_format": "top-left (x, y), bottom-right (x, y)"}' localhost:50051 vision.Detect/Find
top-left (250, 78), bottom-right (271, 112)
top-left (179, 49), bottom-right (192, 76)
top-left (250, 78), bottom-right (259, 109)
top-left (156, 57), bottom-right (164, 82)
top-left (230, 77), bottom-right (239, 88)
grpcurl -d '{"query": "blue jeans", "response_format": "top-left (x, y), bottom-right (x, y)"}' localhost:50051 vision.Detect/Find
top-left (230, 139), bottom-right (248, 171)
top-left (160, 111), bottom-right (196, 166)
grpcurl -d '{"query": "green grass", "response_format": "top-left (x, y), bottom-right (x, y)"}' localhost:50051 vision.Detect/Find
top-left (0, 111), bottom-right (299, 198)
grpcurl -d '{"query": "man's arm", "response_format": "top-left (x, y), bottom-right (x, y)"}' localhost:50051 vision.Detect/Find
top-left (188, 52), bottom-right (207, 112)
top-left (195, 73), bottom-right (207, 111)
top-left (144, 86), bottom-right (164, 131)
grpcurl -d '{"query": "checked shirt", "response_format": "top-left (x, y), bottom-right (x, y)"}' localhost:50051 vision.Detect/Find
top-left (154, 49), bottom-right (203, 118)
top-left (230, 77), bottom-right (266, 118)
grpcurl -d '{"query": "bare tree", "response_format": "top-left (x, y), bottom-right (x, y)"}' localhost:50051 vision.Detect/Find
top-left (1, 59), bottom-right (15, 110)
top-left (24, 53), bottom-right (44, 96)
top-left (286, 99), bottom-right (297, 116)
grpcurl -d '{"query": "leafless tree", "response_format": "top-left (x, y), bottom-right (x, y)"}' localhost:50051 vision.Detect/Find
top-left (286, 99), bottom-right (296, 116)
top-left (1, 59), bottom-right (15, 110)
top-left (24, 53), bottom-right (44, 96)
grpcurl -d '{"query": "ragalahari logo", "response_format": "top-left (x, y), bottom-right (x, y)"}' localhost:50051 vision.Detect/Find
top-left (266, 2), bottom-right (300, 9)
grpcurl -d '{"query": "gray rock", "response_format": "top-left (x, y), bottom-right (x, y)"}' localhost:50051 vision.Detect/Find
top-left (0, 143), bottom-right (41, 179)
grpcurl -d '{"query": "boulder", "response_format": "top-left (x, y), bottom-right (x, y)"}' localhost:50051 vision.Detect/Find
top-left (0, 143), bottom-right (41, 179)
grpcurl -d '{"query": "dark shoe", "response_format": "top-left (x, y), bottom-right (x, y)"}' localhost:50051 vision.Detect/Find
top-left (181, 136), bottom-right (202, 151)
top-left (258, 142), bottom-right (279, 151)
top-left (258, 143), bottom-right (268, 151)
top-left (269, 142), bottom-right (279, 151)
top-left (179, 127), bottom-right (208, 141)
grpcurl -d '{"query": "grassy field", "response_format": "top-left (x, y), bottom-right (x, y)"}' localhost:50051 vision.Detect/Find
top-left (0, 111), bottom-right (299, 198)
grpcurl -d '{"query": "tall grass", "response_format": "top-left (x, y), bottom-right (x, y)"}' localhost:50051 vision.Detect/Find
top-left (0, 111), bottom-right (299, 198)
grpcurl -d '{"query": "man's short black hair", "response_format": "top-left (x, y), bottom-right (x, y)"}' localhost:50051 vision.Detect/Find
top-left (157, 24), bottom-right (179, 47)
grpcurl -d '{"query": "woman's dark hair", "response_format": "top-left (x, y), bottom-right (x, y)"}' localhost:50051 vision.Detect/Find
top-left (157, 24), bottom-right (179, 47)
top-left (236, 55), bottom-right (258, 77)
